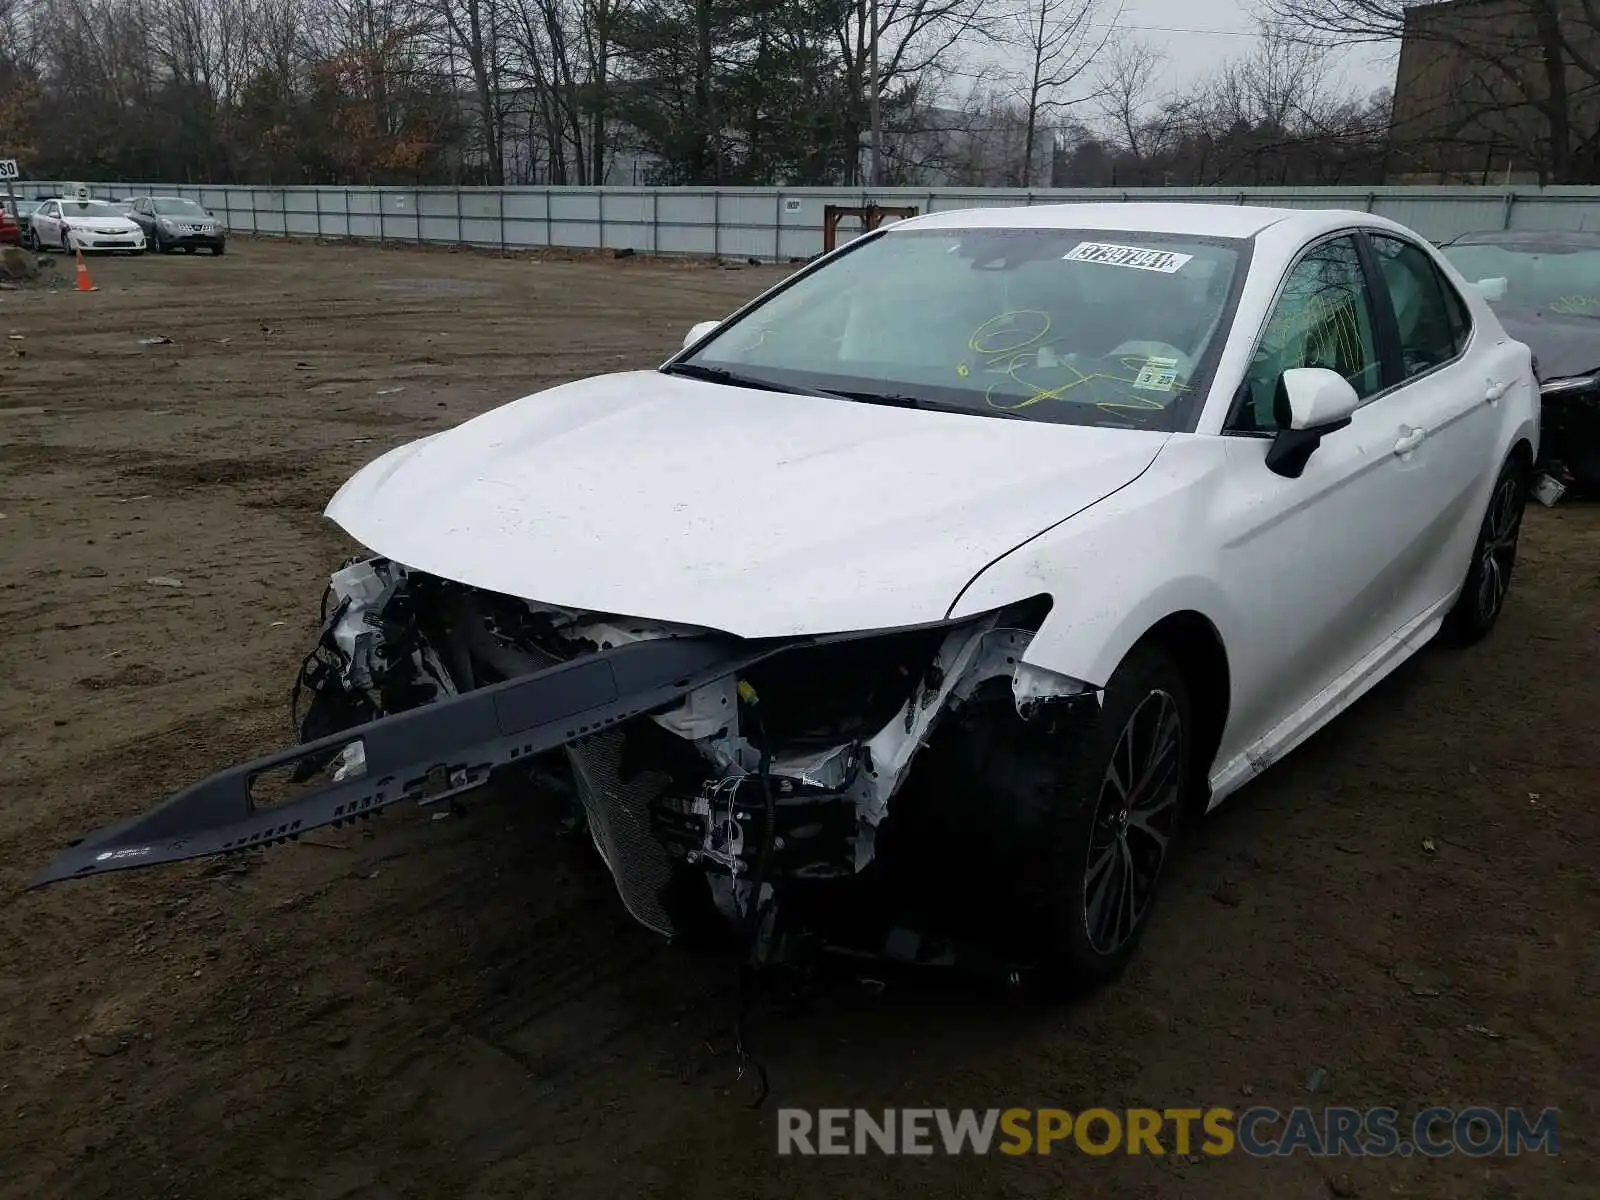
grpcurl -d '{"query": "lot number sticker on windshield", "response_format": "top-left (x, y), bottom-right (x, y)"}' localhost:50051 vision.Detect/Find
top-left (1064, 242), bottom-right (1194, 273)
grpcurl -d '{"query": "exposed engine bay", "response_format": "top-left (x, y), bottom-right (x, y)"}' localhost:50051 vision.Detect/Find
top-left (290, 556), bottom-right (1096, 967)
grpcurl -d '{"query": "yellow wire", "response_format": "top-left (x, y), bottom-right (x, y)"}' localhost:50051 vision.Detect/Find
top-left (962, 310), bottom-right (1192, 423)
top-left (968, 310), bottom-right (1051, 355)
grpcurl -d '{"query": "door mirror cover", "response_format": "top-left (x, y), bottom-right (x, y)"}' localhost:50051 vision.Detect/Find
top-left (1265, 368), bottom-right (1359, 480)
top-left (683, 320), bottom-right (720, 350)
top-left (1276, 367), bottom-right (1360, 431)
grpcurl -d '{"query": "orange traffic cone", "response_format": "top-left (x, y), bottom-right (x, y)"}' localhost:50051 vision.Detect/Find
top-left (74, 247), bottom-right (98, 293)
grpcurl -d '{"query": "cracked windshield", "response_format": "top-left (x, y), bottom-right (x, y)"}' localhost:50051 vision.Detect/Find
top-left (684, 227), bottom-right (1247, 430)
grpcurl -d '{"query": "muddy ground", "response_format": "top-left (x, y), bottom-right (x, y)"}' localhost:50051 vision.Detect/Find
top-left (0, 238), bottom-right (1595, 1200)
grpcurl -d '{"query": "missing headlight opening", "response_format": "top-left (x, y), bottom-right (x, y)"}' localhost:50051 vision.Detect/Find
top-left (286, 557), bottom-right (1092, 970)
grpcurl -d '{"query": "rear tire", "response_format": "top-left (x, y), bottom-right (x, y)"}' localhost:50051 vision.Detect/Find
top-left (1443, 454), bottom-right (1528, 644)
top-left (1007, 642), bottom-right (1194, 993)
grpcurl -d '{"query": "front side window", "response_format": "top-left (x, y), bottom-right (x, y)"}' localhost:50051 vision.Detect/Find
top-left (675, 227), bottom-right (1251, 431)
top-left (1370, 234), bottom-right (1465, 378)
top-left (1230, 235), bottom-right (1381, 433)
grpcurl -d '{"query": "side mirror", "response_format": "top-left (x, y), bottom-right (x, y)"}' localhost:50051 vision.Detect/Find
top-left (683, 320), bottom-right (719, 350)
top-left (1470, 276), bottom-right (1508, 302)
top-left (1265, 367), bottom-right (1359, 479)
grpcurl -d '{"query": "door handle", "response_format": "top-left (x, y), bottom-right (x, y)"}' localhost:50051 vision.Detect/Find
top-left (1486, 379), bottom-right (1508, 403)
top-left (1393, 426), bottom-right (1426, 456)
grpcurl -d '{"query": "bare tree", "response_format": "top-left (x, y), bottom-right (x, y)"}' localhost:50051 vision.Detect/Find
top-left (834, 0), bottom-right (999, 185)
top-left (1000, 0), bottom-right (1117, 185)
top-left (1093, 36), bottom-right (1168, 169)
top-left (1263, 0), bottom-right (1600, 183)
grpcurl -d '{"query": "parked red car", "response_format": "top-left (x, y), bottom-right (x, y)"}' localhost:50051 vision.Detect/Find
top-left (0, 199), bottom-right (20, 245)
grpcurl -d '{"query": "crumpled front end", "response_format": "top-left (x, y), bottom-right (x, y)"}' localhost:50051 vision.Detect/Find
top-left (293, 556), bottom-right (1091, 956)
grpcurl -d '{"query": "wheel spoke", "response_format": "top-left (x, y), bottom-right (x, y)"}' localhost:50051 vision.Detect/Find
top-left (1085, 840), bottom-right (1117, 888)
top-left (1104, 754), bottom-right (1130, 804)
top-left (1116, 838), bottom-right (1138, 942)
top-left (1130, 710), bottom-right (1180, 807)
top-left (1120, 723), bottom-right (1138, 801)
top-left (1479, 553), bottom-right (1503, 616)
top-left (1127, 793), bottom-right (1177, 853)
top-left (1085, 842), bottom-right (1121, 944)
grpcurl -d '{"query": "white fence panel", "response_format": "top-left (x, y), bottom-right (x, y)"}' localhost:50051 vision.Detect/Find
top-left (14, 179), bottom-right (1600, 257)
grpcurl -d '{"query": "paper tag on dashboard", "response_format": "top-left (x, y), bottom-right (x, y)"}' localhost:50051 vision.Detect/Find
top-left (1133, 356), bottom-right (1180, 391)
top-left (1064, 242), bottom-right (1194, 273)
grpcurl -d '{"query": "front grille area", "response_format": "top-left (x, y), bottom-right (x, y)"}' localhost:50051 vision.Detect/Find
top-left (565, 729), bottom-right (680, 936)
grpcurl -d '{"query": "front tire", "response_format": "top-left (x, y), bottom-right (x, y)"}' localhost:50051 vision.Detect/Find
top-left (1443, 454), bottom-right (1528, 644)
top-left (1012, 642), bottom-right (1194, 991)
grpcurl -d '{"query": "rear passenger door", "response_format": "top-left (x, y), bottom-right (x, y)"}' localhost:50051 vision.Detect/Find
top-left (33, 201), bottom-right (60, 243)
top-left (1362, 231), bottom-right (1503, 619)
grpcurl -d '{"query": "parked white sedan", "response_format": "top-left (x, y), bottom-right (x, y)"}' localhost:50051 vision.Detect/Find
top-left (35, 203), bottom-right (1538, 993)
top-left (26, 197), bottom-right (146, 253)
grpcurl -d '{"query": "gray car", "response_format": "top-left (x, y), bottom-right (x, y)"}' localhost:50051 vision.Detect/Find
top-left (127, 195), bottom-right (226, 255)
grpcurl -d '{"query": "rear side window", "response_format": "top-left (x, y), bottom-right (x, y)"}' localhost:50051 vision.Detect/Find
top-left (1370, 234), bottom-right (1468, 377)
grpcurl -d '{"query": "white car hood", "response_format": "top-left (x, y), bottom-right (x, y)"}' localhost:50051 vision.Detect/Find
top-left (70, 217), bottom-right (139, 233)
top-left (325, 371), bottom-right (1166, 638)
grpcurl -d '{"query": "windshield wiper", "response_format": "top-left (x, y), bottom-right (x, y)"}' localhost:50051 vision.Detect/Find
top-left (659, 361), bottom-right (841, 398)
top-left (829, 389), bottom-right (1032, 419)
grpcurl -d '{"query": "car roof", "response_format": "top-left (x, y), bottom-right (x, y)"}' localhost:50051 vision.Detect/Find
top-left (1442, 229), bottom-right (1600, 247)
top-left (891, 201), bottom-right (1363, 240)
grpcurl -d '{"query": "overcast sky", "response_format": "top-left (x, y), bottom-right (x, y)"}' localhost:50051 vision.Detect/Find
top-left (985, 0), bottom-right (1402, 116)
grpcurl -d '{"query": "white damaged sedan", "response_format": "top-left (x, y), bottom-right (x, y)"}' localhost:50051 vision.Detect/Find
top-left (35, 203), bottom-right (1538, 989)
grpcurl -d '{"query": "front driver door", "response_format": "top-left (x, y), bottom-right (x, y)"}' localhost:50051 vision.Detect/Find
top-left (1210, 232), bottom-right (1442, 767)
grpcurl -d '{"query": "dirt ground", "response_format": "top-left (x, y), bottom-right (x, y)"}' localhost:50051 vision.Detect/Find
top-left (1, 238), bottom-right (1595, 1200)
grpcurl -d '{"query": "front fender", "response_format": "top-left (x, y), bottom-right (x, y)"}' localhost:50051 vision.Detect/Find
top-left (948, 436), bottom-right (1242, 691)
